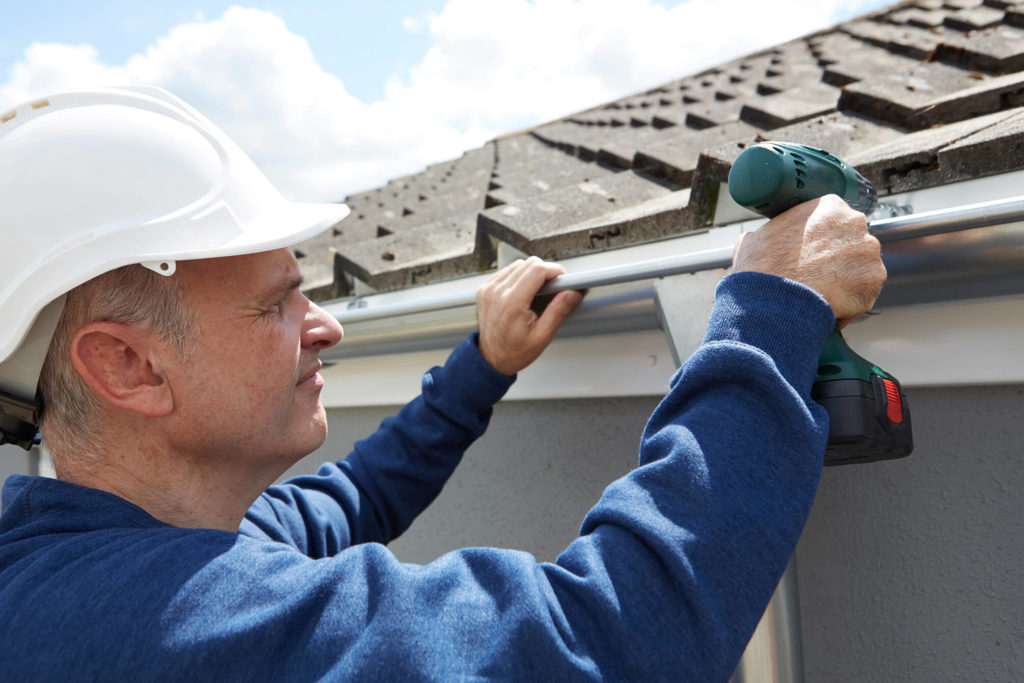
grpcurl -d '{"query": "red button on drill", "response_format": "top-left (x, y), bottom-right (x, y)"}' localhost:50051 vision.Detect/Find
top-left (882, 378), bottom-right (903, 424)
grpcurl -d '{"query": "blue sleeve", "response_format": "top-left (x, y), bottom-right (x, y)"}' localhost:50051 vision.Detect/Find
top-left (239, 333), bottom-right (514, 557)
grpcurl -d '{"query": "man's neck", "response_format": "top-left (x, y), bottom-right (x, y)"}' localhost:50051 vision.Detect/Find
top-left (59, 444), bottom-right (276, 532)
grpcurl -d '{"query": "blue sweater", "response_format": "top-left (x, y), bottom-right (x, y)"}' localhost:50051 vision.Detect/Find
top-left (0, 272), bottom-right (833, 681)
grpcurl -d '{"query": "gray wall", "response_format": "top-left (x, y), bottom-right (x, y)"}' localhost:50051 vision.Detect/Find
top-left (284, 396), bottom-right (661, 562)
top-left (0, 443), bottom-right (32, 508)
top-left (290, 384), bottom-right (1022, 680)
top-left (797, 384), bottom-right (1023, 681)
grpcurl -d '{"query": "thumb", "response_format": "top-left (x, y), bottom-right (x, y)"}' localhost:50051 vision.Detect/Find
top-left (533, 289), bottom-right (583, 343)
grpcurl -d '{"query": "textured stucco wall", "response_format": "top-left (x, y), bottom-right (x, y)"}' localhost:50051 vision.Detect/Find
top-left (282, 395), bottom-right (661, 562)
top-left (797, 384), bottom-right (1023, 681)
top-left (291, 384), bottom-right (1022, 680)
top-left (0, 444), bottom-right (31, 508)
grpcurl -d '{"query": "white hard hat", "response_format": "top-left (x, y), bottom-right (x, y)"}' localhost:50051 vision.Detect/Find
top-left (0, 86), bottom-right (349, 445)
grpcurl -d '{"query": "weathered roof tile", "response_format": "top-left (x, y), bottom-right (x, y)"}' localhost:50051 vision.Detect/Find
top-left (936, 107), bottom-right (1024, 177)
top-left (533, 121), bottom-right (653, 161)
top-left (840, 62), bottom-right (1024, 129)
top-left (841, 18), bottom-right (945, 60)
top-left (597, 125), bottom-right (687, 170)
top-left (886, 7), bottom-right (948, 27)
top-left (943, 0), bottom-right (984, 9)
top-left (478, 171), bottom-right (687, 258)
top-left (813, 36), bottom-right (923, 86)
top-left (933, 24), bottom-right (1024, 71)
top-left (846, 107), bottom-right (1024, 192)
top-left (943, 5), bottom-right (1005, 30)
top-left (488, 134), bottom-right (616, 205)
top-left (683, 96), bottom-right (750, 128)
top-left (631, 120), bottom-right (760, 188)
top-left (984, 0), bottom-right (1024, 9)
top-left (333, 214), bottom-right (490, 292)
top-left (739, 82), bottom-right (842, 129)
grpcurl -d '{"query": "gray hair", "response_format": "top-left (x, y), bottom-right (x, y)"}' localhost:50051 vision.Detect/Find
top-left (38, 265), bottom-right (197, 475)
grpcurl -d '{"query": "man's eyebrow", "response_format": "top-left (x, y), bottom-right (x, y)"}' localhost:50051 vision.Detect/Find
top-left (259, 273), bottom-right (304, 303)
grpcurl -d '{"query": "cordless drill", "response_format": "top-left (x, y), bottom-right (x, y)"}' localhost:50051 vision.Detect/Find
top-left (728, 141), bottom-right (912, 465)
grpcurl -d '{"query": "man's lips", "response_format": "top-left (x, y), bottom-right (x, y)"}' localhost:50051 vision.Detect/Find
top-left (297, 360), bottom-right (323, 386)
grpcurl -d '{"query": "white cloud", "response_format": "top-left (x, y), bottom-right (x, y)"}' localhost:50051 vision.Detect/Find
top-left (402, 17), bottom-right (422, 33)
top-left (390, 0), bottom-right (884, 134)
top-left (0, 0), bottom-right (890, 201)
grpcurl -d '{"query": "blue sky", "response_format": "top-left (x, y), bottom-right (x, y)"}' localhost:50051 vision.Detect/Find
top-left (0, 0), bottom-right (894, 200)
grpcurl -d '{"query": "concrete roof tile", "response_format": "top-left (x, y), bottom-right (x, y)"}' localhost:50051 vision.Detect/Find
top-left (841, 18), bottom-right (946, 60)
top-left (333, 214), bottom-right (488, 292)
top-left (632, 120), bottom-right (760, 187)
top-left (845, 107), bottom-right (1023, 192)
top-left (933, 24), bottom-right (1024, 71)
top-left (738, 82), bottom-right (842, 129)
top-left (532, 121), bottom-right (653, 161)
top-left (682, 96), bottom-right (750, 128)
top-left (943, 6), bottom-right (1005, 30)
top-left (936, 107), bottom-right (1024, 176)
top-left (597, 125), bottom-right (689, 170)
top-left (886, 7), bottom-right (949, 27)
top-left (839, 62), bottom-right (1024, 129)
top-left (489, 135), bottom-right (617, 204)
top-left (478, 171), bottom-right (684, 258)
top-left (816, 40), bottom-right (923, 86)
top-left (755, 64), bottom-right (828, 94)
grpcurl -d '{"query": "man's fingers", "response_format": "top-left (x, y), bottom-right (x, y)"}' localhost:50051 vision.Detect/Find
top-left (506, 257), bottom-right (565, 304)
top-left (480, 258), bottom-right (526, 295)
top-left (533, 289), bottom-right (582, 343)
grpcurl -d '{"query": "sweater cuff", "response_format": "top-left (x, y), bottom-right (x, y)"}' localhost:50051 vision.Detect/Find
top-left (702, 272), bottom-right (835, 393)
top-left (426, 333), bottom-right (516, 415)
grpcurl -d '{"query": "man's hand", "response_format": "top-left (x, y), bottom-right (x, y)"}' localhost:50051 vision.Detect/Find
top-left (476, 256), bottom-right (583, 376)
top-left (731, 194), bottom-right (886, 326)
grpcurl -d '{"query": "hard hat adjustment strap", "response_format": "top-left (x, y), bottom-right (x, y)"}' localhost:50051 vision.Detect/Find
top-left (0, 389), bottom-right (40, 450)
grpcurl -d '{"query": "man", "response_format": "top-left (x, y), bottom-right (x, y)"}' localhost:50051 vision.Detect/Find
top-left (0, 87), bottom-right (884, 680)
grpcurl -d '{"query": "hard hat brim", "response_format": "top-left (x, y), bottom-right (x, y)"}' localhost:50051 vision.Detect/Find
top-left (158, 200), bottom-right (351, 262)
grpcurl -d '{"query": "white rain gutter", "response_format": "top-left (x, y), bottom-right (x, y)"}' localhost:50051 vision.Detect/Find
top-left (321, 182), bottom-right (1024, 366)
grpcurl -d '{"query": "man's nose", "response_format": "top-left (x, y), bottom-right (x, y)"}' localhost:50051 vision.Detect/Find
top-left (302, 300), bottom-right (343, 350)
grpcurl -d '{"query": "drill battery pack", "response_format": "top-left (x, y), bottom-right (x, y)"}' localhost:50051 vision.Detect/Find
top-left (812, 374), bottom-right (913, 465)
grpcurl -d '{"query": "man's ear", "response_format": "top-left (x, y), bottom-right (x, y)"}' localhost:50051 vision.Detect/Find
top-left (70, 322), bottom-right (174, 418)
